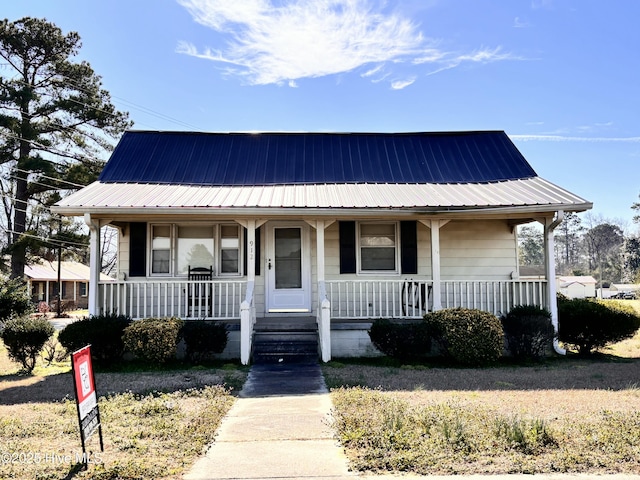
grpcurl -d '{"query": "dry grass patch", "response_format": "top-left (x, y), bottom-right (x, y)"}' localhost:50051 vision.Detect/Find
top-left (326, 340), bottom-right (640, 475)
top-left (0, 343), bottom-right (247, 479)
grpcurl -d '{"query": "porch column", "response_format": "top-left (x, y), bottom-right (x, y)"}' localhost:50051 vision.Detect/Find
top-left (246, 220), bottom-right (256, 282)
top-left (84, 214), bottom-right (101, 316)
top-left (423, 220), bottom-right (448, 311)
top-left (45, 281), bottom-right (50, 305)
top-left (543, 211), bottom-right (565, 355)
top-left (315, 220), bottom-right (331, 362)
top-left (240, 220), bottom-right (256, 365)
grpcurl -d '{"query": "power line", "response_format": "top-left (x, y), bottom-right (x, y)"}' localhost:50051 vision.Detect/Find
top-left (5, 228), bottom-right (89, 248)
top-left (12, 168), bottom-right (89, 188)
top-left (10, 75), bottom-right (199, 130)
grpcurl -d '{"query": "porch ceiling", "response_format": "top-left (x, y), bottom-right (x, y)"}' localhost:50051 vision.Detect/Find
top-left (53, 176), bottom-right (592, 217)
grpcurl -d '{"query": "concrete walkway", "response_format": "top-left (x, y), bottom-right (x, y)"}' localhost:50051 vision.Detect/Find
top-left (184, 363), bottom-right (640, 480)
top-left (184, 362), bottom-right (353, 480)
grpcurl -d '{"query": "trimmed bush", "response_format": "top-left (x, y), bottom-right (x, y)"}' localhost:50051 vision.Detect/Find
top-left (0, 315), bottom-right (55, 372)
top-left (181, 321), bottom-right (228, 363)
top-left (558, 297), bottom-right (640, 356)
top-left (368, 319), bottom-right (431, 361)
top-left (501, 305), bottom-right (555, 361)
top-left (424, 308), bottom-right (504, 366)
top-left (58, 313), bottom-right (132, 365)
top-left (0, 279), bottom-right (33, 323)
top-left (122, 317), bottom-right (184, 364)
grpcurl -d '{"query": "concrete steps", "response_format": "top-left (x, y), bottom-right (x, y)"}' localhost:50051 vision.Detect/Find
top-left (252, 317), bottom-right (319, 364)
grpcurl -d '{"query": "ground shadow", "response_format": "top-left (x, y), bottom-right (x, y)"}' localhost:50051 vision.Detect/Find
top-left (322, 356), bottom-right (640, 392)
top-left (0, 367), bottom-right (247, 405)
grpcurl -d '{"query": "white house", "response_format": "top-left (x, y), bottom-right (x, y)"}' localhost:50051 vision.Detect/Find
top-left (25, 259), bottom-right (113, 310)
top-left (557, 275), bottom-right (597, 299)
top-left (52, 131), bottom-right (592, 364)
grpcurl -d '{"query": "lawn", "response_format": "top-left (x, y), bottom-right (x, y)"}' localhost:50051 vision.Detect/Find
top-left (324, 326), bottom-right (640, 475)
top-left (0, 341), bottom-right (247, 480)
top-left (1, 305), bottom-right (640, 478)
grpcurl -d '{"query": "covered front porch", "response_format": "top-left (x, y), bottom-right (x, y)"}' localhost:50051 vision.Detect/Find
top-left (86, 216), bottom-right (559, 365)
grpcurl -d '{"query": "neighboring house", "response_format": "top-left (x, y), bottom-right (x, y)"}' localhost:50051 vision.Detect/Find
top-left (52, 131), bottom-right (592, 363)
top-left (24, 259), bottom-right (113, 310)
top-left (557, 275), bottom-right (597, 299)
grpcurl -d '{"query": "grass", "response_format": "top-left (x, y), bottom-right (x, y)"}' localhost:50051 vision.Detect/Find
top-left (325, 327), bottom-right (640, 475)
top-left (0, 341), bottom-right (247, 480)
top-left (2, 309), bottom-right (640, 477)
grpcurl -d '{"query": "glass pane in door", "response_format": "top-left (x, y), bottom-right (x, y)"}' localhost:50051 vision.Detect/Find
top-left (275, 228), bottom-right (302, 289)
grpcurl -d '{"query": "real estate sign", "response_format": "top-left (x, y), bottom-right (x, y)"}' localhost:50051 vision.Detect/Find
top-left (71, 345), bottom-right (103, 462)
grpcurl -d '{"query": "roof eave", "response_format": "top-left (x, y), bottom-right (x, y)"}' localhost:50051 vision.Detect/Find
top-left (52, 202), bottom-right (593, 219)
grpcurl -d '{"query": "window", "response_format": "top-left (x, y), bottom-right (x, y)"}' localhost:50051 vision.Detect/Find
top-left (148, 223), bottom-right (242, 276)
top-left (177, 225), bottom-right (214, 275)
top-left (359, 223), bottom-right (398, 272)
top-left (79, 282), bottom-right (88, 297)
top-left (151, 225), bottom-right (172, 274)
top-left (220, 225), bottom-right (240, 274)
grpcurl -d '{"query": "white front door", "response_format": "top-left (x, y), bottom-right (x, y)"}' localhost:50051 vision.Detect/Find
top-left (266, 222), bottom-right (311, 313)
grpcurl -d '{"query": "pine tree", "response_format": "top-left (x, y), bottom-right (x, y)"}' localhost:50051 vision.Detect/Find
top-left (0, 17), bottom-right (132, 278)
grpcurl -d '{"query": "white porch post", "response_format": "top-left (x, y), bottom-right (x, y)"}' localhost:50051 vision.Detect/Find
top-left (84, 214), bottom-right (101, 316)
top-left (422, 220), bottom-right (448, 311)
top-left (45, 281), bottom-right (50, 305)
top-left (315, 220), bottom-right (331, 362)
top-left (543, 211), bottom-right (565, 355)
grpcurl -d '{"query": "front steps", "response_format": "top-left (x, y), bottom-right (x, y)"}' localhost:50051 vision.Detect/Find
top-left (252, 317), bottom-right (319, 364)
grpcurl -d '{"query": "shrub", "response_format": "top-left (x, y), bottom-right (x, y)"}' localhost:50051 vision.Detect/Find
top-left (181, 321), bottom-right (229, 363)
top-left (41, 337), bottom-right (69, 365)
top-left (558, 297), bottom-right (640, 356)
top-left (0, 315), bottom-right (54, 372)
top-left (424, 308), bottom-right (504, 366)
top-left (122, 317), bottom-right (184, 363)
top-left (58, 313), bottom-right (132, 365)
top-left (0, 279), bottom-right (33, 324)
top-left (501, 305), bottom-right (555, 361)
top-left (368, 319), bottom-right (431, 361)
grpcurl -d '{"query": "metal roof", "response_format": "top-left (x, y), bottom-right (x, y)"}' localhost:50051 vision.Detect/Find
top-left (24, 260), bottom-right (113, 282)
top-left (98, 131), bottom-right (538, 186)
top-left (55, 177), bottom-right (591, 214)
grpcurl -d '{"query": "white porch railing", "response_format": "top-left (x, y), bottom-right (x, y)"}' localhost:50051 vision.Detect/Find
top-left (326, 279), bottom-right (548, 319)
top-left (317, 281), bottom-right (331, 362)
top-left (98, 280), bottom-right (246, 319)
top-left (327, 280), bottom-right (433, 319)
top-left (440, 280), bottom-right (548, 317)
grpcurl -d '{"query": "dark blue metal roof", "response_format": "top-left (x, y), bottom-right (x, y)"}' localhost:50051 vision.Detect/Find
top-left (98, 131), bottom-right (537, 185)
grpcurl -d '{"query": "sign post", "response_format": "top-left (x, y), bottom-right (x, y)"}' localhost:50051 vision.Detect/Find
top-left (71, 345), bottom-right (103, 466)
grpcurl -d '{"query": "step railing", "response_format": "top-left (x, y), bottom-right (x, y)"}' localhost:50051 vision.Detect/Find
top-left (240, 280), bottom-right (256, 365)
top-left (317, 281), bottom-right (331, 362)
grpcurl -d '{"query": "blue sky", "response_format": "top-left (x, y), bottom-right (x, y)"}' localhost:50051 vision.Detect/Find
top-left (5, 0), bottom-right (640, 230)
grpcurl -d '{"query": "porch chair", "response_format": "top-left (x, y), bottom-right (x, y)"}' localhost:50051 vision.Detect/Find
top-left (402, 280), bottom-right (432, 316)
top-left (187, 265), bottom-right (213, 317)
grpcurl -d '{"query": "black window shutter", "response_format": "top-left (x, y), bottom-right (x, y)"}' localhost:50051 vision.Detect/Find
top-left (400, 221), bottom-right (418, 275)
top-left (129, 222), bottom-right (147, 277)
top-left (339, 221), bottom-right (356, 274)
top-left (243, 226), bottom-right (261, 276)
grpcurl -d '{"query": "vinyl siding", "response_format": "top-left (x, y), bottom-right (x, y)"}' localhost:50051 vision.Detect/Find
top-left (440, 220), bottom-right (517, 280)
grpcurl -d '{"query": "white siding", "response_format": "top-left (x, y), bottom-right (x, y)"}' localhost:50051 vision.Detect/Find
top-left (440, 220), bottom-right (517, 280)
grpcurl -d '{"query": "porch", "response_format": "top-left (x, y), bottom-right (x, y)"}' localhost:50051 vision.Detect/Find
top-left (96, 278), bottom-right (548, 364)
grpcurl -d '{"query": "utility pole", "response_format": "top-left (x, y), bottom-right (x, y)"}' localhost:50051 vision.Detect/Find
top-left (57, 218), bottom-right (62, 317)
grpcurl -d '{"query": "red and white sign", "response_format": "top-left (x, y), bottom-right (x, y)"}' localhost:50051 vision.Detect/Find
top-left (72, 346), bottom-right (97, 420)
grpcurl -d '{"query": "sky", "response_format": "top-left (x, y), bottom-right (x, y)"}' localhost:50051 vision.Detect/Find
top-left (4, 0), bottom-right (640, 231)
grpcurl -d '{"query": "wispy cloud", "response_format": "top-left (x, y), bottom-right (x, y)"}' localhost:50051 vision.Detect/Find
top-left (425, 46), bottom-right (522, 76)
top-left (177, 0), bottom-right (520, 88)
top-left (511, 134), bottom-right (640, 143)
top-left (513, 17), bottom-right (530, 28)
